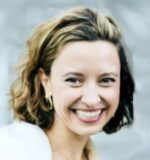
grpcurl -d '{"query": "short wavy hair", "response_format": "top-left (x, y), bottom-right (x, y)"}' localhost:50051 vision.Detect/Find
top-left (10, 7), bottom-right (135, 134)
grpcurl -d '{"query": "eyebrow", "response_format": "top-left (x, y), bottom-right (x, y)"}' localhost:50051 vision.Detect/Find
top-left (62, 72), bottom-right (84, 77)
top-left (62, 72), bottom-right (119, 77)
top-left (100, 72), bottom-right (119, 77)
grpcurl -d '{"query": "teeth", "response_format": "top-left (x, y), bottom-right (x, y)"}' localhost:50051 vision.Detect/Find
top-left (76, 110), bottom-right (101, 119)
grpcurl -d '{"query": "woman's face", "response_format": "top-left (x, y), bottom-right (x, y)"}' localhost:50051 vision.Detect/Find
top-left (43, 41), bottom-right (120, 136)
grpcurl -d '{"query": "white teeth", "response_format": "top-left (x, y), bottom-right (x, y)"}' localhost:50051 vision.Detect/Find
top-left (76, 110), bottom-right (101, 119)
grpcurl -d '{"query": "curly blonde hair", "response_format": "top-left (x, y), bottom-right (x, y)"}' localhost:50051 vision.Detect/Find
top-left (10, 7), bottom-right (134, 133)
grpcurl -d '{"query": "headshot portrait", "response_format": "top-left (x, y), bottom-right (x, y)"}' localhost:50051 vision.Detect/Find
top-left (0, 1), bottom-right (149, 160)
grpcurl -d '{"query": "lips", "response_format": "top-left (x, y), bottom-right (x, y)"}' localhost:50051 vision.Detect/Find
top-left (76, 110), bottom-right (101, 118)
top-left (71, 108), bottom-right (106, 123)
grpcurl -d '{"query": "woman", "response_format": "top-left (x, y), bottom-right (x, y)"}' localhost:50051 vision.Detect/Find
top-left (0, 7), bottom-right (135, 160)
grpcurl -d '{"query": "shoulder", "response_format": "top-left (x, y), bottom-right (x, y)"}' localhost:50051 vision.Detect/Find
top-left (0, 120), bottom-right (52, 160)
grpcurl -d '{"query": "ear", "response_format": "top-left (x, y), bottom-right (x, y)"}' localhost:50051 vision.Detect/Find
top-left (38, 68), bottom-right (51, 96)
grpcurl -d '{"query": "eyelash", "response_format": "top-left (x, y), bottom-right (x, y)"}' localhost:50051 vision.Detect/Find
top-left (102, 77), bottom-right (115, 82)
top-left (99, 77), bottom-right (115, 83)
top-left (65, 77), bottom-right (116, 87)
top-left (65, 77), bottom-right (81, 84)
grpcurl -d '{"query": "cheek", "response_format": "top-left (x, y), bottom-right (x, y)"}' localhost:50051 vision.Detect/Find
top-left (52, 86), bottom-right (81, 110)
top-left (105, 87), bottom-right (120, 108)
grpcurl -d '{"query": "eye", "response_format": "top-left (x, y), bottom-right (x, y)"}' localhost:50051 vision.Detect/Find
top-left (101, 78), bottom-right (115, 83)
top-left (65, 77), bottom-right (80, 83)
top-left (99, 77), bottom-right (116, 86)
top-left (65, 77), bottom-right (82, 87)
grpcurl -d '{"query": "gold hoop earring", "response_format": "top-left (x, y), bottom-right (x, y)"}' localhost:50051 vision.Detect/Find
top-left (45, 95), bottom-right (53, 110)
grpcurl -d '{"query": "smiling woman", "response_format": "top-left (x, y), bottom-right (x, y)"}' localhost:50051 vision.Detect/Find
top-left (0, 7), bottom-right (135, 160)
top-left (41, 41), bottom-right (121, 136)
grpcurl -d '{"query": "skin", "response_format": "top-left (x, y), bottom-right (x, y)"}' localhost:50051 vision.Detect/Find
top-left (39, 41), bottom-right (120, 160)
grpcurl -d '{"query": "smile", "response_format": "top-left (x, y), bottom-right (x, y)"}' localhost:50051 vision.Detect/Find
top-left (71, 109), bottom-right (105, 123)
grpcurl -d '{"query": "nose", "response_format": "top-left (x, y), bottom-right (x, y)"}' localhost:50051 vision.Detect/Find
top-left (81, 83), bottom-right (101, 107)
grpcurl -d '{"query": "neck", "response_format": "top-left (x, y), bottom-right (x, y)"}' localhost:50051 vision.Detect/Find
top-left (45, 117), bottom-right (89, 160)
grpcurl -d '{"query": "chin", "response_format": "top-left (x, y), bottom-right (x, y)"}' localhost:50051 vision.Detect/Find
top-left (76, 127), bottom-right (102, 136)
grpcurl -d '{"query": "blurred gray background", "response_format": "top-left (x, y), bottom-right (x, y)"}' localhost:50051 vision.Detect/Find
top-left (0, 0), bottom-right (150, 160)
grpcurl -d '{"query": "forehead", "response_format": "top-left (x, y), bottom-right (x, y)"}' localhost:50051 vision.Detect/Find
top-left (52, 41), bottom-right (120, 73)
